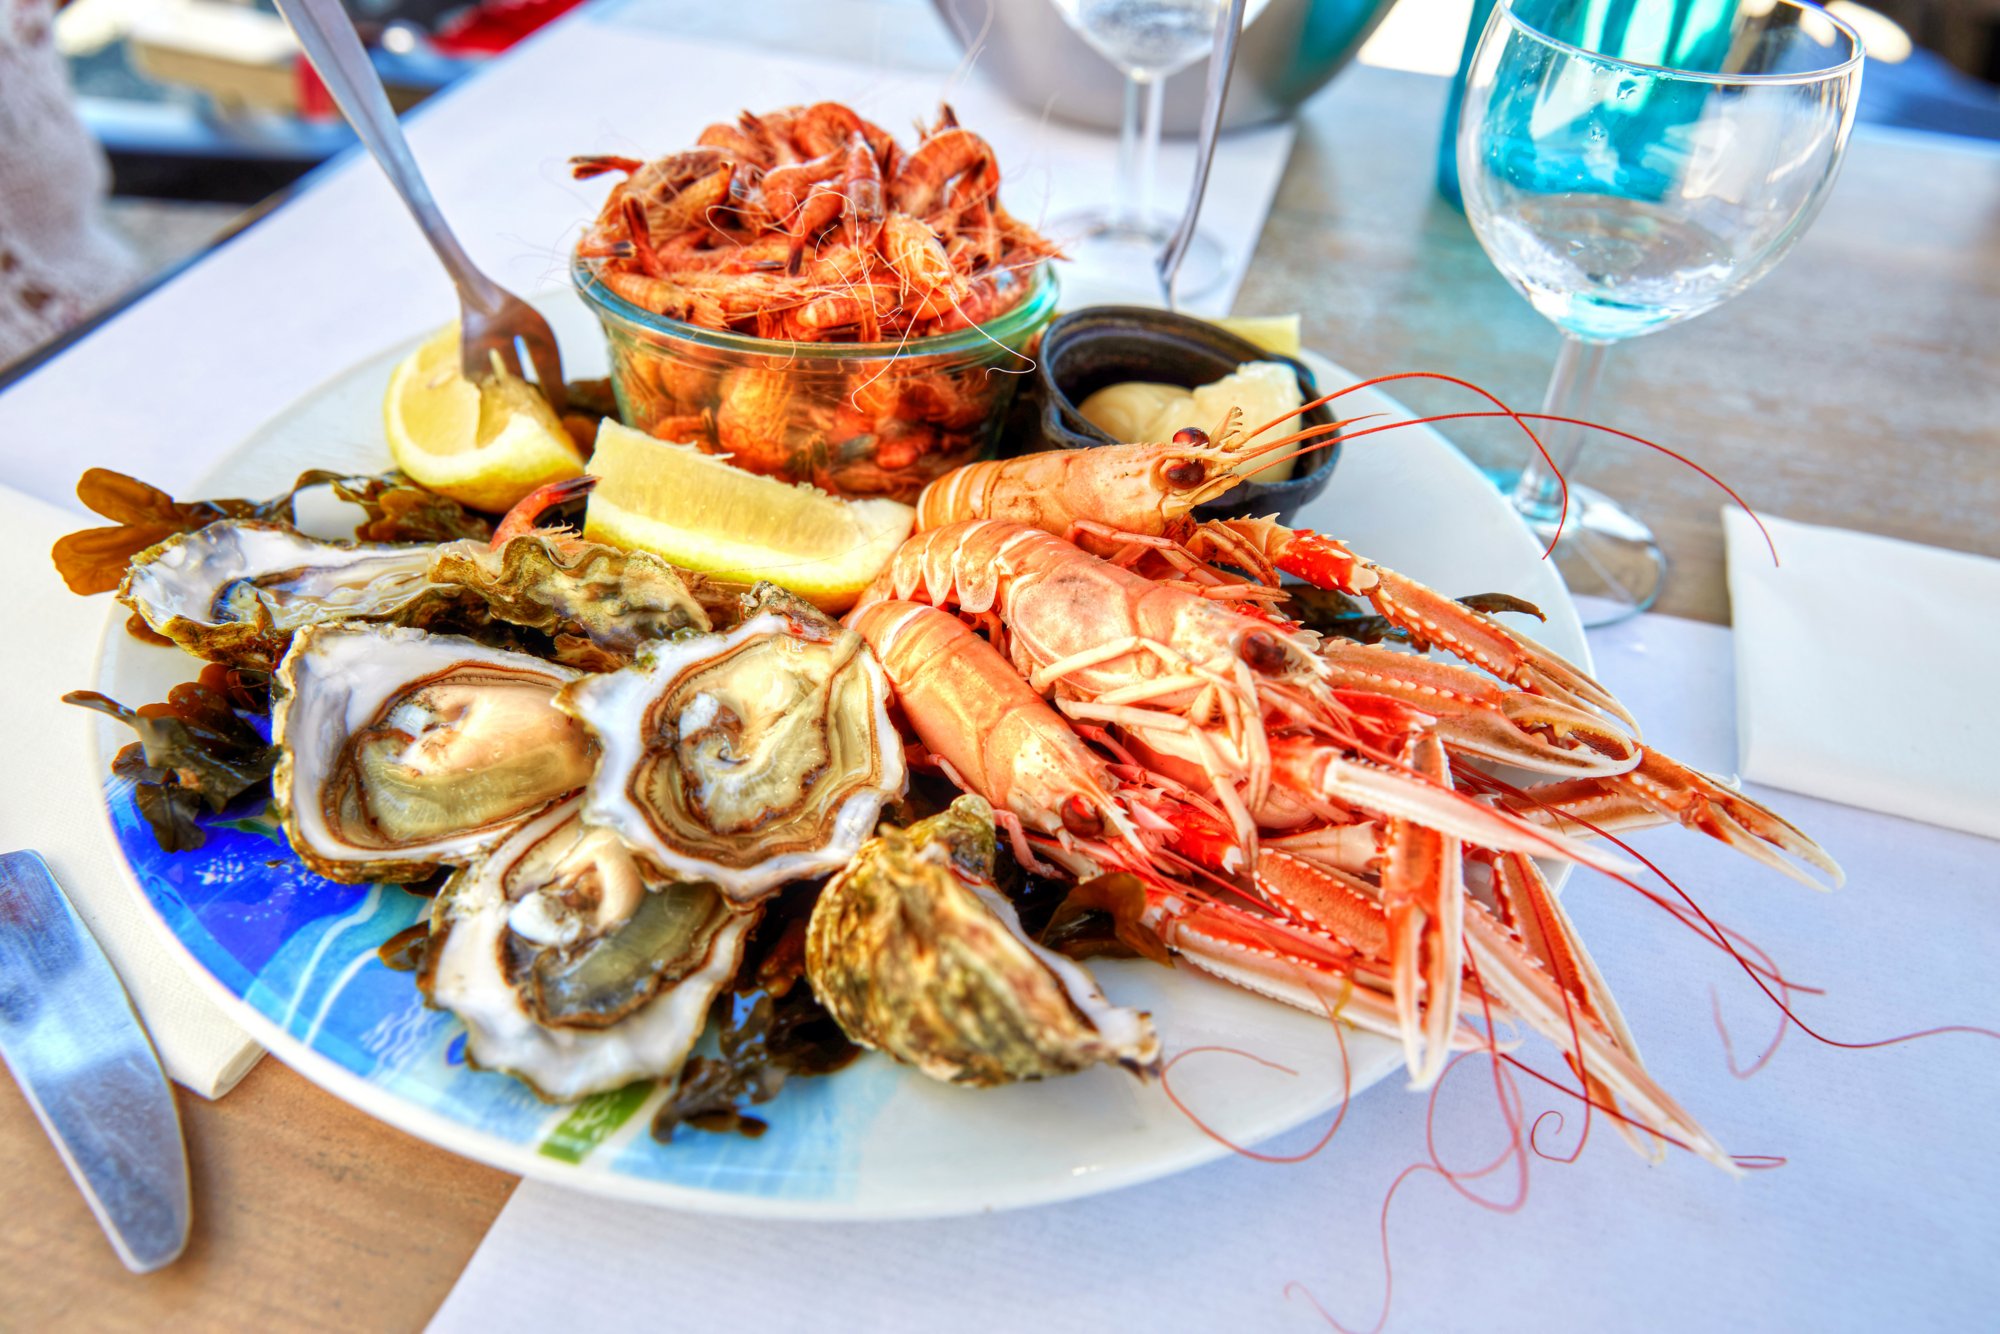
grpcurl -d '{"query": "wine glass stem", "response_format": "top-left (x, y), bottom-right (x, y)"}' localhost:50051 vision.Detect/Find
top-left (1137, 74), bottom-right (1165, 224)
top-left (1115, 75), bottom-right (1143, 228)
top-left (1511, 333), bottom-right (1607, 526)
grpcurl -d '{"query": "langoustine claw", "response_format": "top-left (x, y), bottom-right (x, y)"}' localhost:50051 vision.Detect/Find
top-left (1196, 518), bottom-right (1641, 735)
top-left (1497, 749), bottom-right (1844, 890)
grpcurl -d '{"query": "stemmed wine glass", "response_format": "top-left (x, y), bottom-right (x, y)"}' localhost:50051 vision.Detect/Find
top-left (1048, 0), bottom-right (1271, 299)
top-left (1458, 0), bottom-right (1864, 624)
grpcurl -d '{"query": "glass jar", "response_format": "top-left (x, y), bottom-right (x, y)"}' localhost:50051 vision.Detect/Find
top-left (572, 255), bottom-right (1059, 503)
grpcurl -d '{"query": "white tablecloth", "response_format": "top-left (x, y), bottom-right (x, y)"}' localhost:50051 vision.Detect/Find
top-left (431, 612), bottom-right (2000, 1331)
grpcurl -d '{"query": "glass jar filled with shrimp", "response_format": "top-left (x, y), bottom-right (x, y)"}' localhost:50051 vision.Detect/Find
top-left (566, 103), bottom-right (1062, 502)
top-left (575, 254), bottom-right (1056, 502)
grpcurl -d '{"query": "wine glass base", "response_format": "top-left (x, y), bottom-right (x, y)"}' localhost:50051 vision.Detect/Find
top-left (1487, 471), bottom-right (1666, 629)
top-left (1047, 208), bottom-right (1227, 304)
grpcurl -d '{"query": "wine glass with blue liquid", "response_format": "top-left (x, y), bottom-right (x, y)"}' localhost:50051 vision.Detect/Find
top-left (1459, 0), bottom-right (1863, 624)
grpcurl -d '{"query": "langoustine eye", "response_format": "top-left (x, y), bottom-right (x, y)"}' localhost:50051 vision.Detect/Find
top-left (1161, 428), bottom-right (1213, 490)
top-left (1238, 629), bottom-right (1291, 673)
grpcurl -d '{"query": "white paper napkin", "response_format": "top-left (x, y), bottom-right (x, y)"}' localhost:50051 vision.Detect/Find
top-left (0, 484), bottom-right (261, 1097)
top-left (1724, 508), bottom-right (2000, 840)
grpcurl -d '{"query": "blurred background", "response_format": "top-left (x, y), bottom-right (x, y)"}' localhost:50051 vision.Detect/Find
top-left (7, 0), bottom-right (1997, 376)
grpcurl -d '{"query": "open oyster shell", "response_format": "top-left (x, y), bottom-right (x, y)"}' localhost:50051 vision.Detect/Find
top-left (119, 519), bottom-right (450, 667)
top-left (428, 533), bottom-right (730, 665)
top-left (272, 624), bottom-right (597, 882)
top-left (806, 796), bottom-right (1161, 1087)
top-left (422, 798), bottom-right (753, 1101)
top-left (555, 594), bottom-right (905, 904)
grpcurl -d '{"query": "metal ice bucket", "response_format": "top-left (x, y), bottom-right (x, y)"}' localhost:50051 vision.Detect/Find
top-left (928, 0), bottom-right (1399, 134)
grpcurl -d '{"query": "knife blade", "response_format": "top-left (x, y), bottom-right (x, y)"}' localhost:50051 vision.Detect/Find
top-left (0, 850), bottom-right (190, 1273)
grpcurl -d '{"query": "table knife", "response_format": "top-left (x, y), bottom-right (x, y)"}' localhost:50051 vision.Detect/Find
top-left (0, 850), bottom-right (190, 1273)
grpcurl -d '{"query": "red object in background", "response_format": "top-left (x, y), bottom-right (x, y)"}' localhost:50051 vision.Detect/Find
top-left (431, 0), bottom-right (589, 56)
top-left (296, 56), bottom-right (337, 119)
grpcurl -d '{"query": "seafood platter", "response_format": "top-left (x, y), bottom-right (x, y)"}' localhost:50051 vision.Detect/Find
top-left (56, 102), bottom-right (1838, 1215)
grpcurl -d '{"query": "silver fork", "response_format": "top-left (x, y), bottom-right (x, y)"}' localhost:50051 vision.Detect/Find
top-left (273, 0), bottom-right (567, 415)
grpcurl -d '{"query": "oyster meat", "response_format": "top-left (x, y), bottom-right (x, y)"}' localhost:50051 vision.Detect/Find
top-left (806, 796), bottom-right (1161, 1087)
top-left (119, 519), bottom-right (450, 667)
top-left (556, 595), bottom-right (905, 903)
top-left (273, 623), bottom-right (597, 882)
top-left (428, 532), bottom-right (724, 665)
top-left (423, 799), bottom-right (753, 1100)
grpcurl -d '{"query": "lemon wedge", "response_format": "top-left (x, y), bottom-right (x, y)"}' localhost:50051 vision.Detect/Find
top-left (383, 325), bottom-right (583, 513)
top-left (584, 421), bottom-right (914, 612)
top-left (1211, 314), bottom-right (1302, 359)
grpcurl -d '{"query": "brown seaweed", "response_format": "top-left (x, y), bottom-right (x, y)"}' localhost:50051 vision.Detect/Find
top-left (53, 467), bottom-right (493, 598)
top-left (1288, 587), bottom-right (1546, 645)
top-left (63, 668), bottom-right (279, 852)
top-left (651, 885), bottom-right (858, 1141)
top-left (314, 471), bottom-right (494, 545)
top-left (54, 469), bottom-right (284, 595)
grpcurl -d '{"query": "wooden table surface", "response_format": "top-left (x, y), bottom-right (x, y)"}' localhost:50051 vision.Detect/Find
top-left (5, 60), bottom-right (1996, 1333)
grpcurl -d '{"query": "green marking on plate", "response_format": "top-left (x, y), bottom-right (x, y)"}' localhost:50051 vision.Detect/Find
top-left (211, 802), bottom-right (285, 843)
top-left (538, 1080), bottom-right (655, 1163)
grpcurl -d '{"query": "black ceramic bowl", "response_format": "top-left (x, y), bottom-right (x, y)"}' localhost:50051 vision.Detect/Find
top-left (1024, 306), bottom-right (1341, 525)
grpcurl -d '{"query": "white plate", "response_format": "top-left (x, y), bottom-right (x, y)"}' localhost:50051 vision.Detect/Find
top-left (88, 293), bottom-right (1586, 1219)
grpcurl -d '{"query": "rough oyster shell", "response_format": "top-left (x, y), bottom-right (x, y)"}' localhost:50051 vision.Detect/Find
top-left (422, 799), bottom-right (753, 1100)
top-left (555, 598), bottom-right (905, 904)
top-left (119, 519), bottom-right (448, 667)
top-left (428, 533), bottom-right (729, 664)
top-left (806, 796), bottom-right (1161, 1087)
top-left (272, 624), bottom-right (597, 882)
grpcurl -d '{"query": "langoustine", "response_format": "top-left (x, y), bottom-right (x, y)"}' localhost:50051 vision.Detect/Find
top-left (839, 410), bottom-right (1842, 1168)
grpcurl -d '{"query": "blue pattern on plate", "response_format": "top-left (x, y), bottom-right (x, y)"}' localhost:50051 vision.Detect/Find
top-left (108, 779), bottom-right (896, 1198)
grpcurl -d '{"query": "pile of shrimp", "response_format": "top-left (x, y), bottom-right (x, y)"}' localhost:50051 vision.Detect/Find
top-left (573, 102), bottom-right (1060, 343)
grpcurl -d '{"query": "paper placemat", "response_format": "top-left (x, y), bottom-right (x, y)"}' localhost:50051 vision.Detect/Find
top-left (0, 486), bottom-right (260, 1097)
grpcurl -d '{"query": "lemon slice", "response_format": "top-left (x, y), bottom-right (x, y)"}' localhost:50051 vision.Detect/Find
top-left (584, 421), bottom-right (914, 612)
top-left (1211, 314), bottom-right (1302, 359)
top-left (383, 326), bottom-right (583, 513)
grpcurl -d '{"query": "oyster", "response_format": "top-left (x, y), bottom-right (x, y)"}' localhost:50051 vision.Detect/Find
top-left (272, 624), bottom-right (597, 882)
top-left (119, 519), bottom-right (448, 667)
top-left (423, 799), bottom-right (753, 1100)
top-left (428, 533), bottom-right (724, 665)
top-left (556, 592), bottom-right (905, 904)
top-left (806, 796), bottom-right (1161, 1087)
